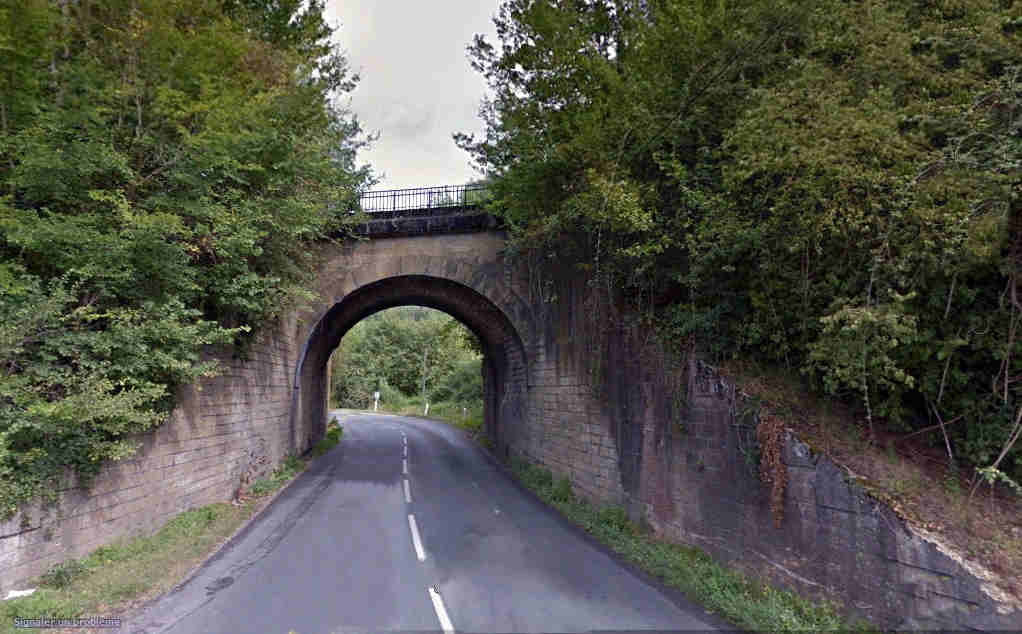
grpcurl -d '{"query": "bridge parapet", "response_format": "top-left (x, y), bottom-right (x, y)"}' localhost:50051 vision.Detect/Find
top-left (359, 184), bottom-right (490, 214)
top-left (347, 184), bottom-right (496, 237)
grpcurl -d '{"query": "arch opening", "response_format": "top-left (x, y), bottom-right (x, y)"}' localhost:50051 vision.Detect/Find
top-left (292, 275), bottom-right (528, 457)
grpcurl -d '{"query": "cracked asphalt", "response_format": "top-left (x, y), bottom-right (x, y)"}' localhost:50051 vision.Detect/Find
top-left (125, 412), bottom-right (722, 634)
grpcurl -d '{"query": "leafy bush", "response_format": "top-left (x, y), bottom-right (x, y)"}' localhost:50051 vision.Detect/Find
top-left (0, 0), bottom-right (371, 518)
top-left (330, 307), bottom-right (483, 412)
top-left (430, 358), bottom-right (483, 403)
top-left (311, 419), bottom-right (343, 457)
top-left (596, 506), bottom-right (634, 536)
top-left (512, 457), bottom-right (555, 491)
top-left (551, 476), bottom-right (575, 504)
top-left (460, 0), bottom-right (1022, 479)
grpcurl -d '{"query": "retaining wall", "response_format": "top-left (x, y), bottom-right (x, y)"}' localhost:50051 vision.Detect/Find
top-left (3, 237), bottom-right (1019, 632)
top-left (513, 272), bottom-right (1022, 631)
top-left (0, 316), bottom-right (305, 595)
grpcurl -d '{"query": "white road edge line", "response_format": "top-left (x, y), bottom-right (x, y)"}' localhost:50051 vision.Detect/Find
top-left (404, 478), bottom-right (411, 503)
top-left (428, 586), bottom-right (454, 634)
top-left (407, 514), bottom-right (426, 561)
top-left (403, 458), bottom-right (408, 475)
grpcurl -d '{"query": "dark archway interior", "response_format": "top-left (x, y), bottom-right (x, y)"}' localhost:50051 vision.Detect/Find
top-left (293, 275), bottom-right (527, 456)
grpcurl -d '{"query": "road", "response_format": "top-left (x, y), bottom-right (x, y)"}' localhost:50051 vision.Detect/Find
top-left (127, 412), bottom-right (721, 634)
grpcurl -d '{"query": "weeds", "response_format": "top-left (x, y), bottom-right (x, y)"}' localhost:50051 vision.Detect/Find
top-left (249, 455), bottom-right (305, 497)
top-left (38, 561), bottom-right (87, 590)
top-left (311, 418), bottom-right (343, 457)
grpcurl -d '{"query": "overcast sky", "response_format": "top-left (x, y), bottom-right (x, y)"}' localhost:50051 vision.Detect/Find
top-left (325, 1), bottom-right (501, 190)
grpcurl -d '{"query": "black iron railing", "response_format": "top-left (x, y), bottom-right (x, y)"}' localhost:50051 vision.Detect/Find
top-left (358, 184), bottom-right (490, 213)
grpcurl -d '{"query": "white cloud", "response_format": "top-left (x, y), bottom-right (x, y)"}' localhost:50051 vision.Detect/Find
top-left (325, 1), bottom-right (500, 190)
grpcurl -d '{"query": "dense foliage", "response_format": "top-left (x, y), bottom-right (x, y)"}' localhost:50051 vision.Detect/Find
top-left (0, 0), bottom-right (371, 517)
top-left (330, 307), bottom-right (483, 413)
top-left (458, 0), bottom-right (1022, 480)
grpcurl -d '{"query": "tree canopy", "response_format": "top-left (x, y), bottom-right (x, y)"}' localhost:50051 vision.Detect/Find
top-left (459, 0), bottom-right (1022, 481)
top-left (0, 0), bottom-right (372, 518)
top-left (330, 307), bottom-right (483, 411)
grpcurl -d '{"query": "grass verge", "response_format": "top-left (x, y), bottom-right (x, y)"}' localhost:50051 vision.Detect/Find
top-left (508, 455), bottom-right (877, 633)
top-left (382, 399), bottom-right (489, 446)
top-left (0, 422), bottom-right (345, 634)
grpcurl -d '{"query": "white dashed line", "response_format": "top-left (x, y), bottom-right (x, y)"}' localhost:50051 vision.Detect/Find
top-left (407, 514), bottom-right (426, 561)
top-left (428, 586), bottom-right (454, 634)
top-left (402, 458), bottom-right (408, 475)
top-left (404, 478), bottom-right (411, 504)
top-left (403, 444), bottom-right (407, 458)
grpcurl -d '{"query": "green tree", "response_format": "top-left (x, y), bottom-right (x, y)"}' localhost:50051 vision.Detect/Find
top-left (0, 0), bottom-right (372, 518)
top-left (460, 0), bottom-right (1022, 479)
top-left (330, 307), bottom-right (482, 409)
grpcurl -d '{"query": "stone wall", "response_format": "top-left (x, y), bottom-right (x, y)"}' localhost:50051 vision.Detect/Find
top-left (659, 361), bottom-right (1021, 630)
top-left (3, 225), bottom-right (1020, 631)
top-left (0, 229), bottom-right (525, 594)
top-left (513, 271), bottom-right (1022, 631)
top-left (0, 316), bottom-right (306, 596)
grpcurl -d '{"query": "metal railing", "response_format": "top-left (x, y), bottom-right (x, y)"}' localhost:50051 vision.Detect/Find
top-left (358, 184), bottom-right (490, 214)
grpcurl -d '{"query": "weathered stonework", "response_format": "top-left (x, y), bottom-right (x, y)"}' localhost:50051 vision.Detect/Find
top-left (511, 269), bottom-right (1022, 630)
top-left (0, 227), bottom-right (530, 595)
top-left (0, 317), bottom-right (304, 592)
top-left (644, 361), bottom-right (1022, 630)
top-left (2, 220), bottom-right (1019, 631)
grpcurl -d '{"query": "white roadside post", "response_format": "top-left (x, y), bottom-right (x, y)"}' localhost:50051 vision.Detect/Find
top-left (373, 390), bottom-right (380, 412)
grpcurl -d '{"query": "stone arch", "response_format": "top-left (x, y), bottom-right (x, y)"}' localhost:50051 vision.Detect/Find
top-left (290, 233), bottom-right (533, 458)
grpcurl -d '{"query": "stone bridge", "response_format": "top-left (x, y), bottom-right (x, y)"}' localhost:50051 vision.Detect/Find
top-left (1, 186), bottom-right (1018, 631)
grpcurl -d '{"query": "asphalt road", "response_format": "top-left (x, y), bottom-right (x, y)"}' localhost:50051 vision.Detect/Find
top-left (126, 412), bottom-right (721, 634)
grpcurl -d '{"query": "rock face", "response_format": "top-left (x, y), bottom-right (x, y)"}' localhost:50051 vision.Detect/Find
top-left (2, 225), bottom-right (1019, 630)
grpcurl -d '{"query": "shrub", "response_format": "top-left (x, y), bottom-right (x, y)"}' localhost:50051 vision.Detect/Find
top-left (551, 476), bottom-right (575, 503)
top-left (39, 560), bottom-right (88, 590)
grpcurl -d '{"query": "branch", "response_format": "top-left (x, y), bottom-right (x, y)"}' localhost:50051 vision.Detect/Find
top-left (899, 413), bottom-right (965, 440)
top-left (969, 401), bottom-right (1022, 504)
top-left (928, 402), bottom-right (956, 467)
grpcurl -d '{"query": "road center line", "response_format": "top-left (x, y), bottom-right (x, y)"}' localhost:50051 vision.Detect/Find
top-left (402, 458), bottom-right (408, 475)
top-left (407, 514), bottom-right (426, 561)
top-left (404, 478), bottom-right (411, 503)
top-left (428, 586), bottom-right (454, 634)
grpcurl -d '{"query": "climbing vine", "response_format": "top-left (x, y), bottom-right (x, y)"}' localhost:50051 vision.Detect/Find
top-left (756, 412), bottom-right (788, 528)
